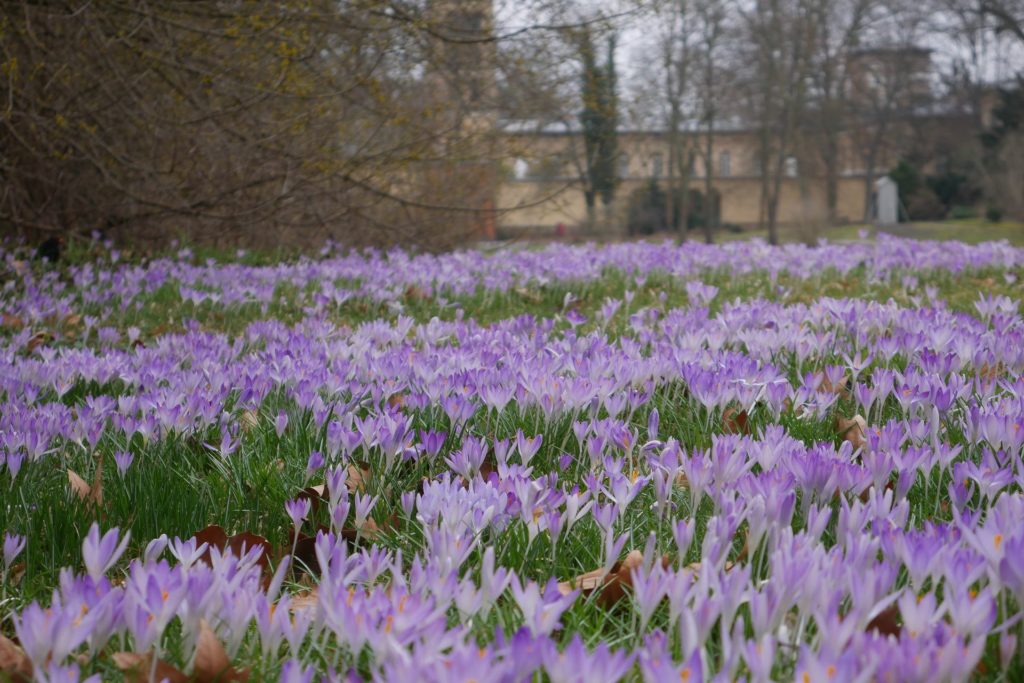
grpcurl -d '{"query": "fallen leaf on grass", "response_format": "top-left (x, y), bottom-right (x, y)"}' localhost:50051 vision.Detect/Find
top-left (68, 469), bottom-right (91, 499)
top-left (722, 407), bottom-right (750, 435)
top-left (1, 314), bottom-right (23, 330)
top-left (345, 462), bottom-right (371, 492)
top-left (5, 561), bottom-right (25, 587)
top-left (820, 373), bottom-right (851, 399)
top-left (26, 331), bottom-right (50, 352)
top-left (112, 622), bottom-right (249, 683)
top-left (404, 285), bottom-right (429, 302)
top-left (558, 550), bottom-right (670, 608)
top-left (301, 462), bottom-right (371, 505)
top-left (0, 634), bottom-right (32, 682)
top-left (865, 604), bottom-right (901, 637)
top-left (340, 516), bottom-right (395, 546)
top-left (835, 414), bottom-right (868, 451)
top-left (978, 363), bottom-right (1005, 383)
top-left (192, 524), bottom-right (272, 576)
top-left (194, 619), bottom-right (249, 682)
top-left (288, 526), bottom-right (327, 576)
top-left (239, 409), bottom-right (259, 433)
top-left (289, 588), bottom-right (319, 611)
top-left (514, 287), bottom-right (542, 304)
top-left (68, 469), bottom-right (103, 508)
top-left (113, 652), bottom-right (188, 683)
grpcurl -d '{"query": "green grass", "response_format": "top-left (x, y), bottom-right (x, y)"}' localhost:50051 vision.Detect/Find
top-left (715, 218), bottom-right (1024, 246)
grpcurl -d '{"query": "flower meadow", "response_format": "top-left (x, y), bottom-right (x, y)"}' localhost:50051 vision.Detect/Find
top-left (2, 234), bottom-right (1024, 682)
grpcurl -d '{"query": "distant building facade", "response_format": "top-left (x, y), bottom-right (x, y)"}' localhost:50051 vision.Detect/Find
top-left (425, 1), bottom-right (981, 239)
top-left (494, 46), bottom-right (979, 237)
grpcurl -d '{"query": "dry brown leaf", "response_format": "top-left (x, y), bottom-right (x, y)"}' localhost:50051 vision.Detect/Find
top-left (1, 314), bottom-right (24, 330)
top-left (557, 550), bottom-right (670, 608)
top-left (112, 651), bottom-right (188, 683)
top-left (289, 589), bottom-right (319, 612)
top-left (194, 524), bottom-right (230, 558)
top-left (683, 560), bottom-right (736, 577)
top-left (735, 530), bottom-right (750, 563)
top-left (193, 525), bottom-right (272, 578)
top-left (978, 363), bottom-right (1004, 382)
top-left (239, 409), bottom-right (259, 433)
top-left (296, 485), bottom-right (327, 517)
top-left (514, 287), bottom-right (542, 303)
top-left (26, 331), bottom-right (50, 352)
top-left (836, 414), bottom-right (868, 451)
top-left (340, 514), bottom-right (398, 549)
top-left (194, 619), bottom-right (249, 682)
top-left (404, 285), bottom-right (429, 301)
top-left (820, 373), bottom-right (851, 399)
top-left (0, 634), bottom-right (32, 682)
top-left (90, 452), bottom-right (105, 506)
top-left (346, 462), bottom-right (370, 492)
top-left (5, 562), bottom-right (26, 587)
top-left (865, 604), bottom-right (901, 637)
top-left (68, 469), bottom-right (92, 501)
top-left (288, 526), bottom-right (327, 576)
top-left (722, 407), bottom-right (750, 435)
top-left (67, 459), bottom-right (103, 507)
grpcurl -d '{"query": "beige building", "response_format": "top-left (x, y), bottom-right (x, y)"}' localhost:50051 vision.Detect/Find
top-left (494, 108), bottom-right (983, 238)
top-left (496, 122), bottom-right (876, 237)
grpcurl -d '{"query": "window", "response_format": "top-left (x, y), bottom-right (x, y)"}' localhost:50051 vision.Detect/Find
top-left (784, 156), bottom-right (799, 178)
top-left (618, 154), bottom-right (630, 178)
top-left (718, 151), bottom-right (731, 177)
top-left (651, 153), bottom-right (663, 178)
top-left (512, 158), bottom-right (529, 180)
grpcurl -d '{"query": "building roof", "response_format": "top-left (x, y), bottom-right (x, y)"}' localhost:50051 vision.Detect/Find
top-left (498, 115), bottom-right (751, 135)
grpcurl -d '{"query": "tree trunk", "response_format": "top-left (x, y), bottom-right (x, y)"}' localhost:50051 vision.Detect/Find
top-left (703, 123), bottom-right (715, 243)
top-left (861, 128), bottom-right (885, 222)
top-left (824, 133), bottom-right (839, 224)
top-left (678, 149), bottom-right (691, 238)
top-left (666, 123), bottom-right (677, 234)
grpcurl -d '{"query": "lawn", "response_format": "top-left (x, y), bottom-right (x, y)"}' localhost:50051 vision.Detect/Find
top-left (1, 233), bottom-right (1023, 681)
top-left (716, 219), bottom-right (1024, 247)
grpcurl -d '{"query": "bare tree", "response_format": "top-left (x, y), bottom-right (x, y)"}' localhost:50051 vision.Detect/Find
top-left (695, 0), bottom-right (727, 242)
top-left (806, 0), bottom-right (876, 224)
top-left (0, 0), bottom-right (637, 249)
top-left (739, 0), bottom-right (818, 244)
top-left (661, 1), bottom-right (692, 238)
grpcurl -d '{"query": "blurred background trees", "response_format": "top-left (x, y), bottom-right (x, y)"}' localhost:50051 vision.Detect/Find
top-left (1, 0), bottom-right (1022, 248)
top-left (0, 0), bottom-right (616, 249)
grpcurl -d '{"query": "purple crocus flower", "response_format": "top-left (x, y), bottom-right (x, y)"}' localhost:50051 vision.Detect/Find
top-left (275, 410), bottom-right (289, 438)
top-left (286, 497), bottom-right (312, 534)
top-left (280, 659), bottom-right (315, 683)
top-left (515, 430), bottom-right (543, 466)
top-left (3, 532), bottom-right (26, 569)
top-left (81, 524), bottom-right (130, 581)
top-left (510, 576), bottom-right (577, 637)
top-left (542, 635), bottom-right (635, 683)
top-left (113, 450), bottom-right (134, 476)
top-left (305, 450), bottom-right (325, 480)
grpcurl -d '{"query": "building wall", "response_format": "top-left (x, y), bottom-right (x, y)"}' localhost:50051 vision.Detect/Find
top-left (498, 175), bottom-right (870, 235)
top-left (496, 128), bottom-right (875, 235)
